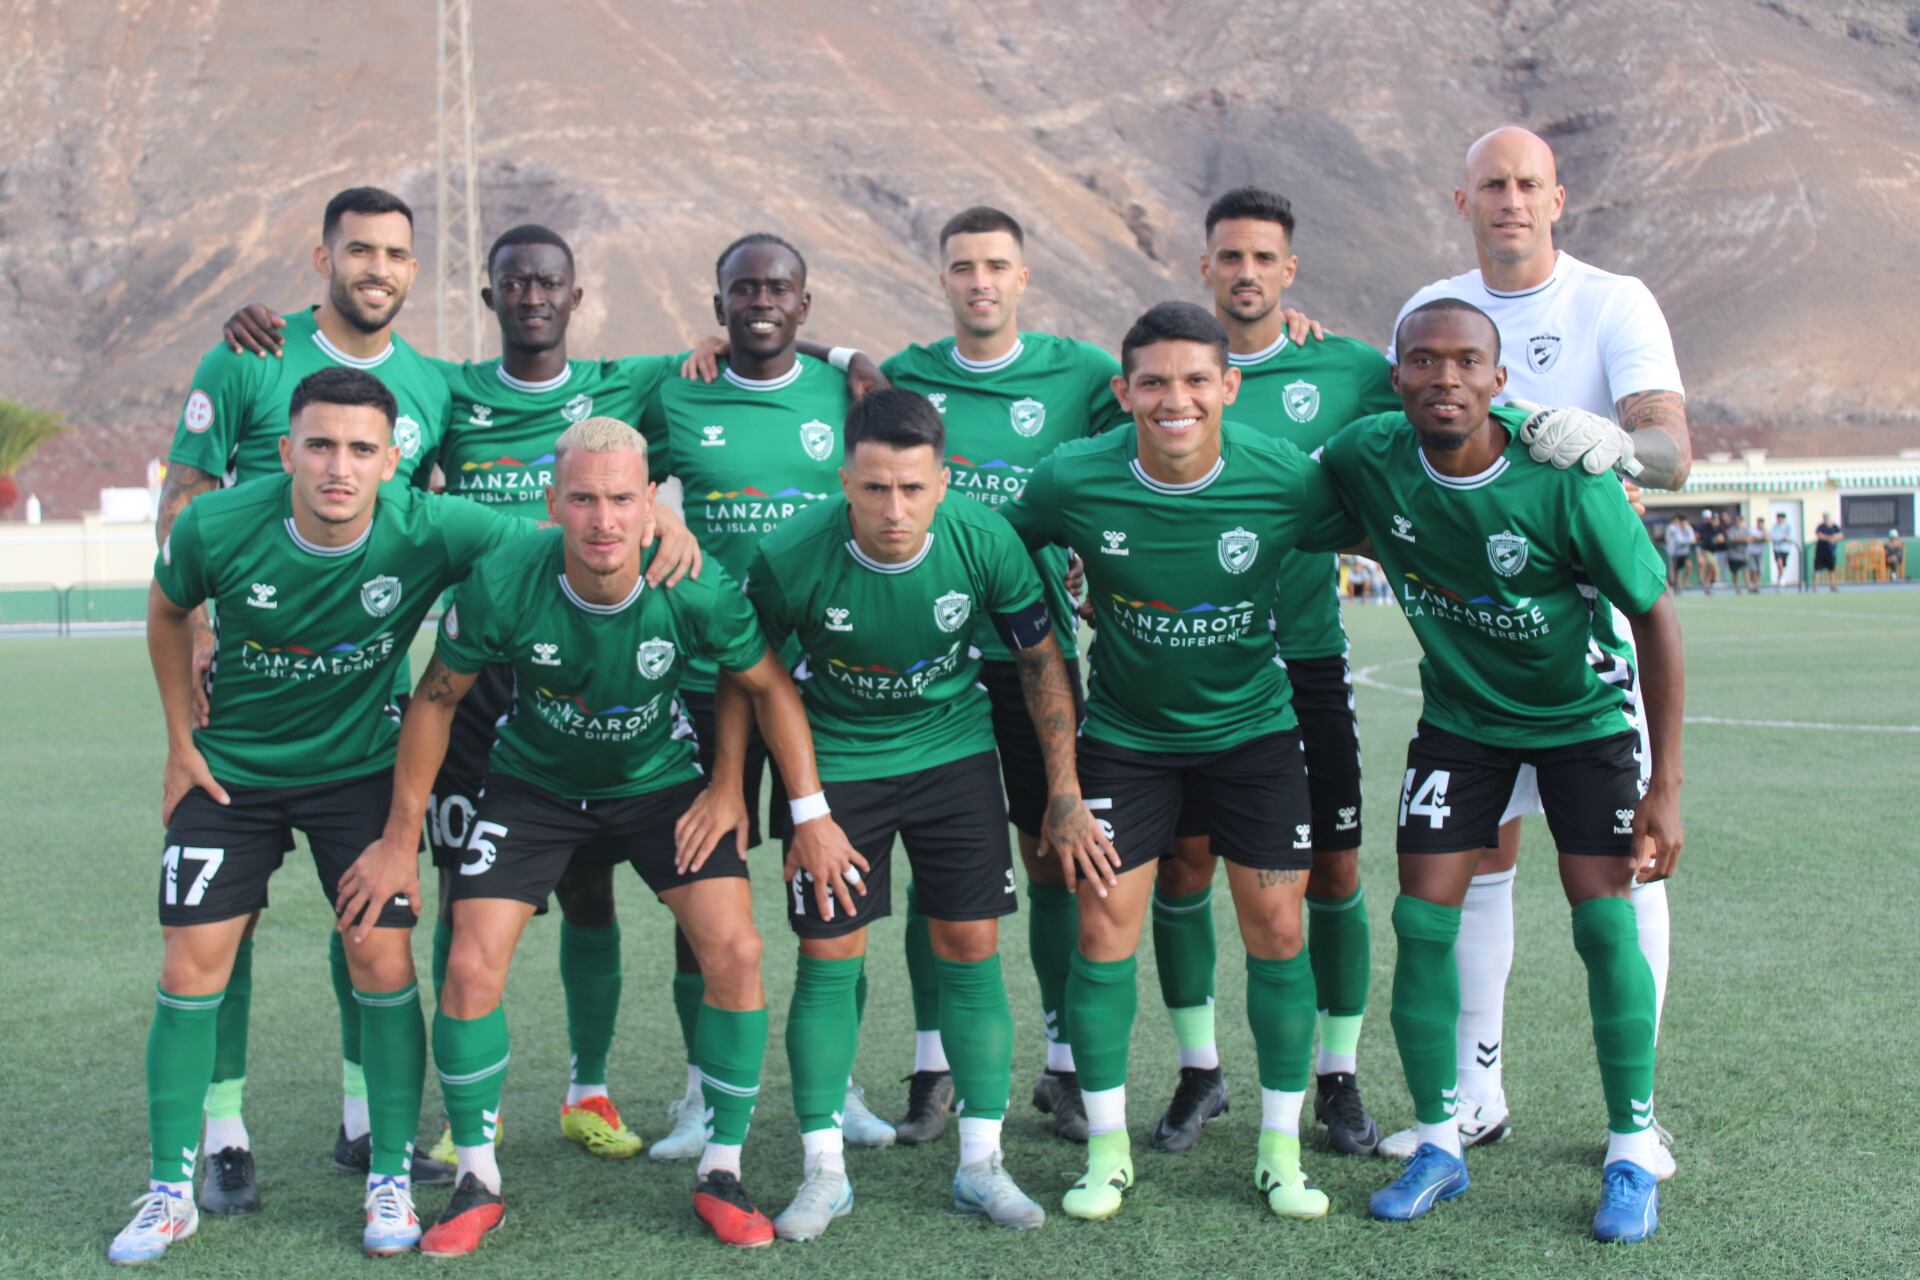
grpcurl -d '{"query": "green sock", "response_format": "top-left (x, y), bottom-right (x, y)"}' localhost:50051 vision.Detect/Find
top-left (787, 955), bottom-right (863, 1131)
top-left (430, 913), bottom-right (453, 1004)
top-left (1245, 952), bottom-right (1317, 1091)
top-left (354, 984), bottom-right (427, 1177)
top-left (559, 920), bottom-right (621, 1086)
top-left (1572, 897), bottom-right (1658, 1134)
top-left (330, 930), bottom-right (362, 1068)
top-left (855, 961), bottom-right (870, 1026)
top-left (697, 1003), bottom-right (768, 1146)
top-left (904, 880), bottom-right (940, 1033)
top-left (1308, 889), bottom-right (1371, 1070)
top-left (672, 970), bottom-right (706, 1070)
top-left (937, 955), bottom-right (1013, 1121)
top-left (1389, 895), bottom-right (1462, 1125)
top-left (1152, 887), bottom-right (1216, 1051)
top-left (432, 1005), bottom-right (508, 1148)
top-left (147, 987), bottom-right (223, 1183)
top-left (1067, 952), bottom-right (1138, 1093)
top-left (1027, 881), bottom-right (1079, 1055)
top-left (208, 937), bottom-right (252, 1104)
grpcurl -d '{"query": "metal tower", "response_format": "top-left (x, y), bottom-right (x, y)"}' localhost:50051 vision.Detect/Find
top-left (435, 0), bottom-right (483, 360)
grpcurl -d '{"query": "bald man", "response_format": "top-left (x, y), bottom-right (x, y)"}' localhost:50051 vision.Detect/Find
top-left (1381, 126), bottom-right (1690, 1178)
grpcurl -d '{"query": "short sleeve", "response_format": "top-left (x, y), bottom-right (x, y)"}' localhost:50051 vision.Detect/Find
top-left (1290, 451), bottom-right (1365, 554)
top-left (167, 343), bottom-right (258, 478)
top-left (700, 568), bottom-right (771, 674)
top-left (977, 516), bottom-right (1047, 616)
top-left (434, 495), bottom-right (537, 581)
top-left (1599, 279), bottom-right (1683, 403)
top-left (623, 355), bottom-right (677, 477)
top-left (1353, 347), bottom-right (1401, 417)
top-left (153, 503), bottom-right (213, 610)
top-left (742, 545), bottom-right (795, 650)
top-left (1569, 479), bottom-right (1668, 615)
top-left (999, 454), bottom-right (1062, 551)
top-left (434, 569), bottom-right (508, 674)
top-left (1078, 343), bottom-right (1129, 436)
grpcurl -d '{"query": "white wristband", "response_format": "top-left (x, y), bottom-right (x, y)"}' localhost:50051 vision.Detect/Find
top-left (827, 346), bottom-right (858, 372)
top-left (789, 791), bottom-right (831, 824)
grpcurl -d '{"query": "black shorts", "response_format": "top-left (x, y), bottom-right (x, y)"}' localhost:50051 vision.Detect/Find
top-left (429, 663), bottom-right (517, 870)
top-left (159, 772), bottom-right (416, 928)
top-left (1396, 722), bottom-right (1643, 857)
top-left (784, 750), bottom-right (1014, 939)
top-left (681, 686), bottom-right (771, 850)
top-left (447, 773), bottom-right (744, 909)
top-left (1079, 730), bottom-right (1313, 875)
top-left (1814, 542), bottom-right (1837, 570)
top-left (977, 656), bottom-right (1086, 838)
top-left (1773, 550), bottom-right (1789, 570)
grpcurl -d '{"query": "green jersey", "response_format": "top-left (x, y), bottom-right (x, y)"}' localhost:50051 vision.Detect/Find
top-left (152, 477), bottom-right (527, 788)
top-left (641, 355), bottom-right (849, 692)
top-left (1228, 332), bottom-right (1400, 659)
top-left (1002, 422), bottom-right (1353, 754)
top-left (169, 309), bottom-right (450, 494)
top-left (745, 494), bottom-right (1045, 782)
top-left (1316, 406), bottom-right (1668, 749)
top-left (435, 530), bottom-right (767, 799)
top-left (881, 333), bottom-right (1129, 663)
top-left (433, 355), bottom-right (677, 512)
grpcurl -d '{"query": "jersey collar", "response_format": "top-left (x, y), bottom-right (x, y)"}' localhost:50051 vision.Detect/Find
top-left (311, 327), bottom-right (396, 371)
top-left (845, 530), bottom-right (936, 574)
top-left (1417, 446), bottom-right (1510, 490)
top-left (1480, 251), bottom-right (1568, 301)
top-left (283, 514), bottom-right (374, 557)
top-left (949, 337), bottom-right (1024, 374)
top-left (495, 362), bottom-right (573, 394)
top-left (1129, 454), bottom-right (1223, 495)
top-left (558, 571), bottom-right (644, 615)
top-left (1227, 330), bottom-right (1289, 367)
top-left (722, 361), bottom-right (804, 393)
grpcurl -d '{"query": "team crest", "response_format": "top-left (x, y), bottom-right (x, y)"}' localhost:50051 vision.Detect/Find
top-left (183, 389), bottom-right (214, 433)
top-left (933, 590), bottom-right (972, 633)
top-left (799, 419), bottom-right (835, 461)
top-left (394, 415), bottom-right (422, 460)
top-left (562, 394), bottom-right (593, 424)
top-left (1527, 333), bottom-right (1562, 373)
top-left (1486, 530), bottom-right (1530, 577)
top-left (1217, 527), bottom-right (1259, 575)
top-left (360, 575), bottom-right (402, 617)
top-left (1010, 397), bottom-right (1046, 438)
top-left (636, 638), bottom-right (677, 680)
top-left (1282, 380), bottom-right (1321, 423)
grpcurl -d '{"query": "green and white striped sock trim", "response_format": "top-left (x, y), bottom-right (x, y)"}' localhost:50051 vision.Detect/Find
top-left (437, 1053), bottom-right (511, 1088)
top-left (351, 984), bottom-right (420, 1009)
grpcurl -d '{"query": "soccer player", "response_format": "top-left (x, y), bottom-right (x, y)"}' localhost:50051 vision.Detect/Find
top-left (743, 388), bottom-right (1112, 1239)
top-left (878, 205), bottom-right (1129, 1144)
top-left (155, 186), bottom-right (457, 1212)
top-left (1001, 302), bottom-right (1361, 1223)
top-left (345, 418), bottom-right (849, 1252)
top-left (1381, 126), bottom-right (1692, 1169)
top-left (113, 368), bottom-right (531, 1265)
top-left (1137, 186), bottom-right (1404, 1158)
top-left (1320, 299), bottom-right (1683, 1242)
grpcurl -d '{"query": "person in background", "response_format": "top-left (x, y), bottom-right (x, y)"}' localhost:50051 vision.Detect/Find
top-left (1770, 513), bottom-right (1795, 593)
top-left (1885, 530), bottom-right (1905, 582)
top-left (1722, 513), bottom-right (1748, 594)
top-left (1692, 510), bottom-right (1719, 594)
top-left (1743, 519), bottom-right (1766, 593)
top-left (1662, 516), bottom-right (1695, 592)
top-left (1813, 513), bottom-right (1843, 592)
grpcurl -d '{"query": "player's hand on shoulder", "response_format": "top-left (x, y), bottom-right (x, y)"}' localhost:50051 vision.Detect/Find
top-left (644, 504), bottom-right (702, 587)
top-left (1281, 307), bottom-right (1325, 344)
top-left (784, 814), bottom-right (870, 919)
top-left (160, 746), bottom-right (228, 826)
top-left (223, 303), bottom-right (286, 357)
top-left (1040, 793), bottom-right (1121, 897)
top-left (674, 783), bottom-right (748, 875)
top-left (845, 351), bottom-right (889, 400)
top-left (682, 335), bottom-right (728, 383)
top-left (1630, 783), bottom-right (1683, 884)
top-left (335, 834), bottom-right (422, 943)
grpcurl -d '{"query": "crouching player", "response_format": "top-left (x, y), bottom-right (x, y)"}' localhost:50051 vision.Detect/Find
top-left (1318, 300), bottom-right (1683, 1242)
top-left (116, 368), bottom-right (531, 1265)
top-left (346, 417), bottom-right (858, 1253)
top-left (739, 389), bottom-right (1113, 1240)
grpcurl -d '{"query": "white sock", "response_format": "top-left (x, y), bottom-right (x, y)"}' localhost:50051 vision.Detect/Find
top-left (914, 1030), bottom-right (950, 1074)
top-left (697, 1141), bottom-right (742, 1178)
top-left (801, 1128), bottom-right (846, 1177)
top-left (1455, 869), bottom-right (1516, 1102)
top-left (1082, 1084), bottom-right (1126, 1136)
top-left (1630, 879), bottom-right (1671, 1038)
top-left (1178, 1044), bottom-right (1221, 1070)
top-left (203, 1114), bottom-right (250, 1153)
top-left (957, 1116), bottom-right (1002, 1167)
top-left (1045, 1039), bottom-right (1076, 1073)
top-left (684, 1064), bottom-right (704, 1100)
top-left (455, 1143), bottom-right (501, 1194)
top-left (342, 1095), bottom-right (371, 1142)
top-left (1260, 1088), bottom-right (1305, 1137)
top-left (1605, 1127), bottom-right (1659, 1168)
top-left (1417, 1119), bottom-right (1464, 1159)
top-left (565, 1082), bottom-right (609, 1107)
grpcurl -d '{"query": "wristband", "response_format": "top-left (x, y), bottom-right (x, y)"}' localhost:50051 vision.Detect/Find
top-left (789, 791), bottom-right (831, 824)
top-left (827, 346), bottom-right (858, 372)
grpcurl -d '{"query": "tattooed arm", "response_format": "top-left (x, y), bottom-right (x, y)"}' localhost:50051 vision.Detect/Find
top-left (158, 462), bottom-right (224, 726)
top-left (1012, 629), bottom-right (1121, 892)
top-left (1615, 389), bottom-right (1691, 490)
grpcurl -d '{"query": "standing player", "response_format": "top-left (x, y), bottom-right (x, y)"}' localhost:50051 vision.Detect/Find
top-left (879, 206), bottom-right (1128, 1143)
top-left (112, 368), bottom-right (529, 1265)
top-left (743, 389), bottom-right (1112, 1239)
top-left (1322, 299), bottom-right (1683, 1242)
top-left (349, 418), bottom-right (854, 1252)
top-left (1380, 127), bottom-right (1692, 1169)
top-left (156, 187), bottom-right (456, 1213)
top-left (1138, 187), bottom-right (1403, 1158)
top-left (1001, 302), bottom-right (1361, 1223)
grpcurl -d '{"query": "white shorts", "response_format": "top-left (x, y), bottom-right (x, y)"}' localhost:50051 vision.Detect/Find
top-left (1501, 602), bottom-right (1653, 824)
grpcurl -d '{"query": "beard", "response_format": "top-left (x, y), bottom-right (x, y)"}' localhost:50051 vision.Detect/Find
top-left (329, 274), bottom-right (403, 334)
top-left (1415, 423), bottom-right (1473, 452)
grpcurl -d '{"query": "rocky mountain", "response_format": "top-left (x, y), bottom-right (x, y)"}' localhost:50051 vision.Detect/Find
top-left (5, 0), bottom-right (1918, 514)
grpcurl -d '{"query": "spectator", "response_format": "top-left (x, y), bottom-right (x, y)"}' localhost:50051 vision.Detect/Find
top-left (1770, 512), bottom-right (1795, 592)
top-left (1813, 512), bottom-right (1843, 592)
top-left (1663, 515), bottom-right (1696, 591)
top-left (1887, 529), bottom-right (1906, 583)
top-left (1696, 509), bottom-right (1725, 594)
top-left (1724, 512), bottom-right (1749, 594)
top-left (1744, 518), bottom-right (1767, 593)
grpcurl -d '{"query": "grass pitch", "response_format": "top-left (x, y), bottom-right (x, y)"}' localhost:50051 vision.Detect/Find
top-left (2, 589), bottom-right (1917, 1278)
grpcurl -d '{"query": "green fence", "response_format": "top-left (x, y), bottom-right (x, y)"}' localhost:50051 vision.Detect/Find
top-left (0, 580), bottom-right (156, 635)
top-left (0, 583), bottom-right (65, 633)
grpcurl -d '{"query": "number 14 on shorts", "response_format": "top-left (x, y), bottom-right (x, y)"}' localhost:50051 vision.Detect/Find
top-left (1399, 770), bottom-right (1452, 830)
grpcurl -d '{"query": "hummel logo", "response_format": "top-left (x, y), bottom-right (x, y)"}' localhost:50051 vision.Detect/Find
top-left (532, 642), bottom-right (561, 666)
top-left (1476, 1039), bottom-right (1500, 1069)
top-left (1293, 822), bottom-right (1313, 849)
top-left (1630, 1096), bottom-right (1654, 1128)
top-left (700, 424), bottom-right (727, 447)
top-left (1391, 514), bottom-right (1416, 543)
top-left (1101, 530), bottom-right (1129, 556)
top-left (928, 393), bottom-right (947, 415)
top-left (1614, 807), bottom-right (1637, 835)
top-left (247, 583), bottom-right (278, 609)
top-left (826, 607), bottom-right (852, 632)
top-left (468, 403), bottom-right (493, 426)
top-left (1336, 806), bottom-right (1358, 831)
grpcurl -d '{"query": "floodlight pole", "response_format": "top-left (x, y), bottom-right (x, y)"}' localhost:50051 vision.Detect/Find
top-left (436, 0), bottom-right (483, 360)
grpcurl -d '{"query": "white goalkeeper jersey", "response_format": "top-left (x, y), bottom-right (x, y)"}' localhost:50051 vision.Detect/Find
top-left (1390, 251), bottom-right (1683, 420)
